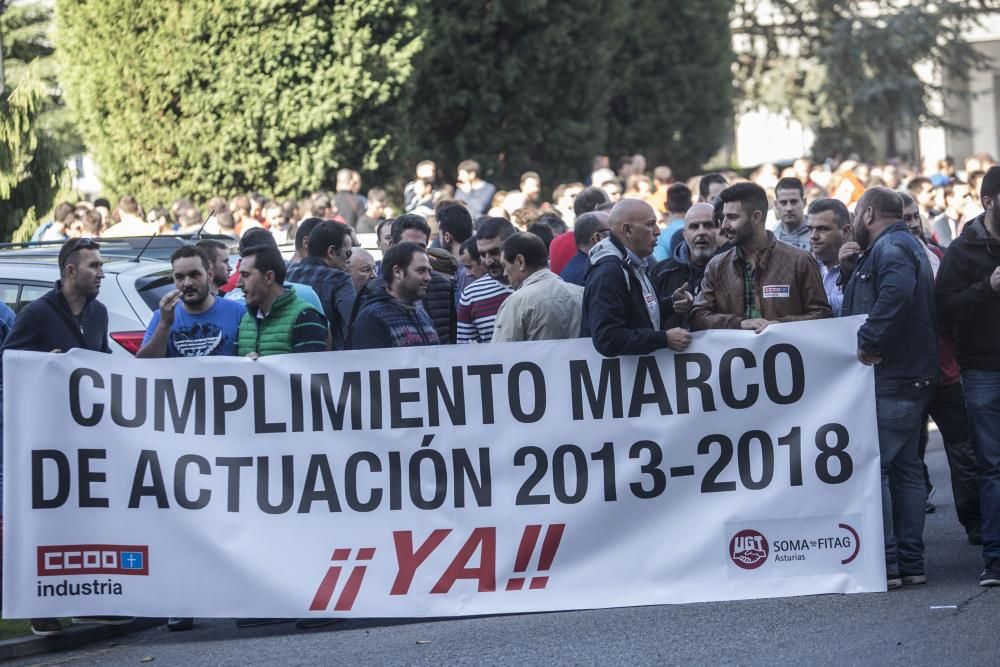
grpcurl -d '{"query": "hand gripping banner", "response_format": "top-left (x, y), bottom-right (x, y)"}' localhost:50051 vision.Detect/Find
top-left (3, 316), bottom-right (884, 618)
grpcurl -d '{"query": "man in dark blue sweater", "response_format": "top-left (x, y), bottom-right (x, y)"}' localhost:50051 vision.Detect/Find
top-left (0, 238), bottom-right (131, 636)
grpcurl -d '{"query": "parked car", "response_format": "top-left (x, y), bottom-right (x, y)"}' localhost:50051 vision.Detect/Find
top-left (0, 233), bottom-right (237, 263)
top-left (0, 253), bottom-right (175, 355)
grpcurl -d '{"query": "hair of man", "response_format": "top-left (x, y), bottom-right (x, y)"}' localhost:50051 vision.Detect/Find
top-left (573, 212), bottom-right (608, 247)
top-left (775, 177), bottom-right (805, 197)
top-left (525, 222), bottom-right (554, 249)
top-left (391, 214), bottom-right (433, 245)
top-left (170, 245), bottom-right (211, 271)
top-left (502, 231), bottom-right (549, 269)
top-left (536, 212), bottom-right (567, 236)
top-left (241, 244), bottom-right (286, 285)
top-left (573, 186), bottom-right (610, 217)
top-left (294, 217), bottom-right (324, 251)
top-left (981, 165), bottom-right (1000, 202)
top-left (308, 220), bottom-right (351, 258)
top-left (58, 237), bottom-right (100, 274)
top-left (476, 216), bottom-right (517, 242)
top-left (437, 205), bottom-right (474, 243)
top-left (719, 182), bottom-right (769, 218)
top-left (699, 173), bottom-right (728, 200)
top-left (381, 241), bottom-right (426, 288)
top-left (666, 183), bottom-right (693, 214)
top-left (460, 236), bottom-right (480, 260)
top-left (807, 198), bottom-right (851, 229)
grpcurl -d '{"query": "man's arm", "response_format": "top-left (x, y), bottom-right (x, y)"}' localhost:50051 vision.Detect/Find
top-left (331, 273), bottom-right (356, 345)
top-left (349, 310), bottom-right (392, 349)
top-left (0, 308), bottom-right (42, 353)
top-left (689, 262), bottom-right (742, 331)
top-left (456, 289), bottom-right (477, 344)
top-left (936, 244), bottom-right (1000, 328)
top-left (857, 241), bottom-right (918, 355)
top-left (136, 310), bottom-right (168, 358)
top-left (586, 266), bottom-right (666, 356)
top-left (291, 308), bottom-right (329, 353)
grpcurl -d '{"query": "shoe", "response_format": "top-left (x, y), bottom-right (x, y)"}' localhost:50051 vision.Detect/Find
top-left (979, 559), bottom-right (1000, 587)
top-left (901, 572), bottom-right (927, 585)
top-left (295, 618), bottom-right (345, 630)
top-left (235, 618), bottom-right (290, 628)
top-left (167, 617), bottom-right (194, 631)
top-left (925, 501), bottom-right (936, 514)
top-left (887, 574), bottom-right (902, 589)
top-left (968, 527), bottom-right (983, 546)
top-left (30, 618), bottom-right (62, 636)
top-left (72, 616), bottom-right (135, 626)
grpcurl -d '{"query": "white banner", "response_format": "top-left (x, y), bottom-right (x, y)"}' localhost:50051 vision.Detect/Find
top-left (3, 317), bottom-right (884, 619)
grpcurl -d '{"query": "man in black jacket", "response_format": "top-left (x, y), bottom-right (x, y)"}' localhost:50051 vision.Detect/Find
top-left (937, 165), bottom-right (1000, 587)
top-left (652, 202), bottom-right (719, 330)
top-left (389, 215), bottom-right (455, 343)
top-left (0, 238), bottom-right (130, 636)
top-left (580, 199), bottom-right (691, 356)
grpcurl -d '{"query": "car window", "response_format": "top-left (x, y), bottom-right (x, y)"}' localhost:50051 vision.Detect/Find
top-left (19, 284), bottom-right (50, 312)
top-left (134, 269), bottom-right (175, 312)
top-left (0, 283), bottom-right (19, 311)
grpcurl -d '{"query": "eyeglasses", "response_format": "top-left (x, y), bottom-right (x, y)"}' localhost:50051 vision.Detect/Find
top-left (59, 237), bottom-right (100, 270)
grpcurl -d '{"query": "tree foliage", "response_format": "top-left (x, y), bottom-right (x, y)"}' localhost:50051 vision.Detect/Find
top-left (2, 0), bottom-right (82, 160)
top-left (0, 65), bottom-right (65, 241)
top-left (606, 0), bottom-right (734, 177)
top-left (732, 0), bottom-right (1000, 158)
top-left (57, 0), bottom-right (424, 205)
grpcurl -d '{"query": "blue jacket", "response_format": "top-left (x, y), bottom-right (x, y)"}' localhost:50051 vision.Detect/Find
top-left (842, 222), bottom-right (939, 389)
top-left (580, 233), bottom-right (666, 357)
top-left (560, 251), bottom-right (589, 287)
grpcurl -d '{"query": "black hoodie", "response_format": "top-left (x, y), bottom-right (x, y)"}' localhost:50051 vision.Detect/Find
top-left (1, 283), bottom-right (110, 355)
top-left (936, 213), bottom-right (1000, 371)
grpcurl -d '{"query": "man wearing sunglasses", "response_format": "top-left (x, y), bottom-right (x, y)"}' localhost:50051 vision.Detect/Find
top-left (0, 238), bottom-right (135, 635)
top-left (286, 219), bottom-right (356, 351)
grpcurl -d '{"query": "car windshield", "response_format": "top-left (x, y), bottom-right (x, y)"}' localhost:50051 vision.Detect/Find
top-left (134, 268), bottom-right (175, 312)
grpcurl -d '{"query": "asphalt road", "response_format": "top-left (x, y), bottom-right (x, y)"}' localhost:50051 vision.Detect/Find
top-left (10, 431), bottom-right (999, 667)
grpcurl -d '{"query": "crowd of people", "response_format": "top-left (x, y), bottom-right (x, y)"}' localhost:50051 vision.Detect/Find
top-left (5, 150), bottom-right (1000, 636)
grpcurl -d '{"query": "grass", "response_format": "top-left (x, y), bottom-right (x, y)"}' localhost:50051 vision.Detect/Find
top-left (0, 619), bottom-right (32, 640)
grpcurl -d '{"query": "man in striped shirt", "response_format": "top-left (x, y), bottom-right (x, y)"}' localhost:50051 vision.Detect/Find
top-left (457, 217), bottom-right (515, 342)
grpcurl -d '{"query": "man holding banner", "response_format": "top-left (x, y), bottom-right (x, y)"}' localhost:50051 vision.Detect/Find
top-left (841, 186), bottom-right (939, 589)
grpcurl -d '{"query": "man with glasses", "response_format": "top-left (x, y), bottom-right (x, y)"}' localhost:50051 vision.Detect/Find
top-left (286, 220), bottom-right (356, 350)
top-left (937, 166), bottom-right (1000, 586)
top-left (0, 238), bottom-right (134, 635)
top-left (560, 211), bottom-right (611, 287)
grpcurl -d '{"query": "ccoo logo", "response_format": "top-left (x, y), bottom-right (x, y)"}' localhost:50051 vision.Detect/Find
top-left (730, 529), bottom-right (769, 569)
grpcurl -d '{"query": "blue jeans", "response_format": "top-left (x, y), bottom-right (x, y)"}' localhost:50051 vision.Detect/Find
top-left (961, 370), bottom-right (1000, 562)
top-left (877, 383), bottom-right (935, 575)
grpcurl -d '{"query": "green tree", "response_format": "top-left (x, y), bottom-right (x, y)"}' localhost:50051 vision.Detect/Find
top-left (732, 0), bottom-right (1000, 159)
top-left (405, 0), bottom-right (622, 189)
top-left (2, 0), bottom-right (83, 160)
top-left (56, 0), bottom-right (424, 206)
top-left (606, 0), bottom-right (734, 177)
top-left (0, 64), bottom-right (64, 241)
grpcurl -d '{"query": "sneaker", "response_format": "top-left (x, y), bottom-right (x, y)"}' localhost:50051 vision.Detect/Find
top-left (71, 616), bottom-right (135, 626)
top-left (979, 559), bottom-right (1000, 587)
top-left (295, 618), bottom-right (345, 630)
top-left (901, 572), bottom-right (927, 585)
top-left (235, 618), bottom-right (290, 628)
top-left (887, 574), bottom-right (903, 590)
top-left (167, 617), bottom-right (194, 632)
top-left (30, 618), bottom-right (62, 636)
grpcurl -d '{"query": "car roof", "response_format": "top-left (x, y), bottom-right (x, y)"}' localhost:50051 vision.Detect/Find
top-left (0, 234), bottom-right (238, 263)
top-left (0, 254), bottom-right (170, 276)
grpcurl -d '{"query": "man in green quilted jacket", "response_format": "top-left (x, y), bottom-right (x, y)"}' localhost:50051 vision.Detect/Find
top-left (236, 244), bottom-right (329, 357)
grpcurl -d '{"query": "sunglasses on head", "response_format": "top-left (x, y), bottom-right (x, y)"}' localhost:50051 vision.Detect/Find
top-left (59, 237), bottom-right (100, 270)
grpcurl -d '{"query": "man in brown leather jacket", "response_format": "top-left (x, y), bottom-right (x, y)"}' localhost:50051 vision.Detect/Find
top-left (690, 182), bottom-right (832, 332)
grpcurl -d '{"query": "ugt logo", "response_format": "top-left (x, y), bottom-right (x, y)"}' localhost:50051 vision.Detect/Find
top-left (730, 529), bottom-right (769, 570)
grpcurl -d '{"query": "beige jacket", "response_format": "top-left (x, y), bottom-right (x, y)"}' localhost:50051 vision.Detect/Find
top-left (492, 269), bottom-right (583, 342)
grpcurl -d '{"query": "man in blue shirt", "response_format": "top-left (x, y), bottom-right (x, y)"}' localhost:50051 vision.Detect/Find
top-left (806, 198), bottom-right (850, 316)
top-left (560, 211), bottom-right (610, 287)
top-left (138, 246), bottom-right (245, 359)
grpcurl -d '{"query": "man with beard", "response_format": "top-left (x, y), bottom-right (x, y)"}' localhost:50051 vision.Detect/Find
top-left (841, 186), bottom-right (939, 589)
top-left (457, 217), bottom-right (516, 343)
top-left (351, 242), bottom-right (440, 348)
top-left (138, 246), bottom-right (245, 359)
top-left (690, 183), bottom-right (831, 332)
top-left (806, 198), bottom-right (850, 316)
top-left (652, 202), bottom-right (719, 330)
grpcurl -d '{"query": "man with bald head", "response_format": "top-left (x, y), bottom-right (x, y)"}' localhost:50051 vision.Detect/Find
top-left (652, 202), bottom-right (719, 330)
top-left (581, 199), bottom-right (691, 356)
top-left (841, 186), bottom-right (939, 589)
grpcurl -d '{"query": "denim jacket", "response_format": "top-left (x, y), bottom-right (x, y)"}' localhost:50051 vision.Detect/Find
top-left (842, 222), bottom-right (939, 389)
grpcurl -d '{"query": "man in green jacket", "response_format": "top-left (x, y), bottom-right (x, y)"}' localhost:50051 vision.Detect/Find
top-left (236, 244), bottom-right (328, 357)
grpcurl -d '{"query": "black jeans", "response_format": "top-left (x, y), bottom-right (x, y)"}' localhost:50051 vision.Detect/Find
top-left (917, 382), bottom-right (981, 532)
